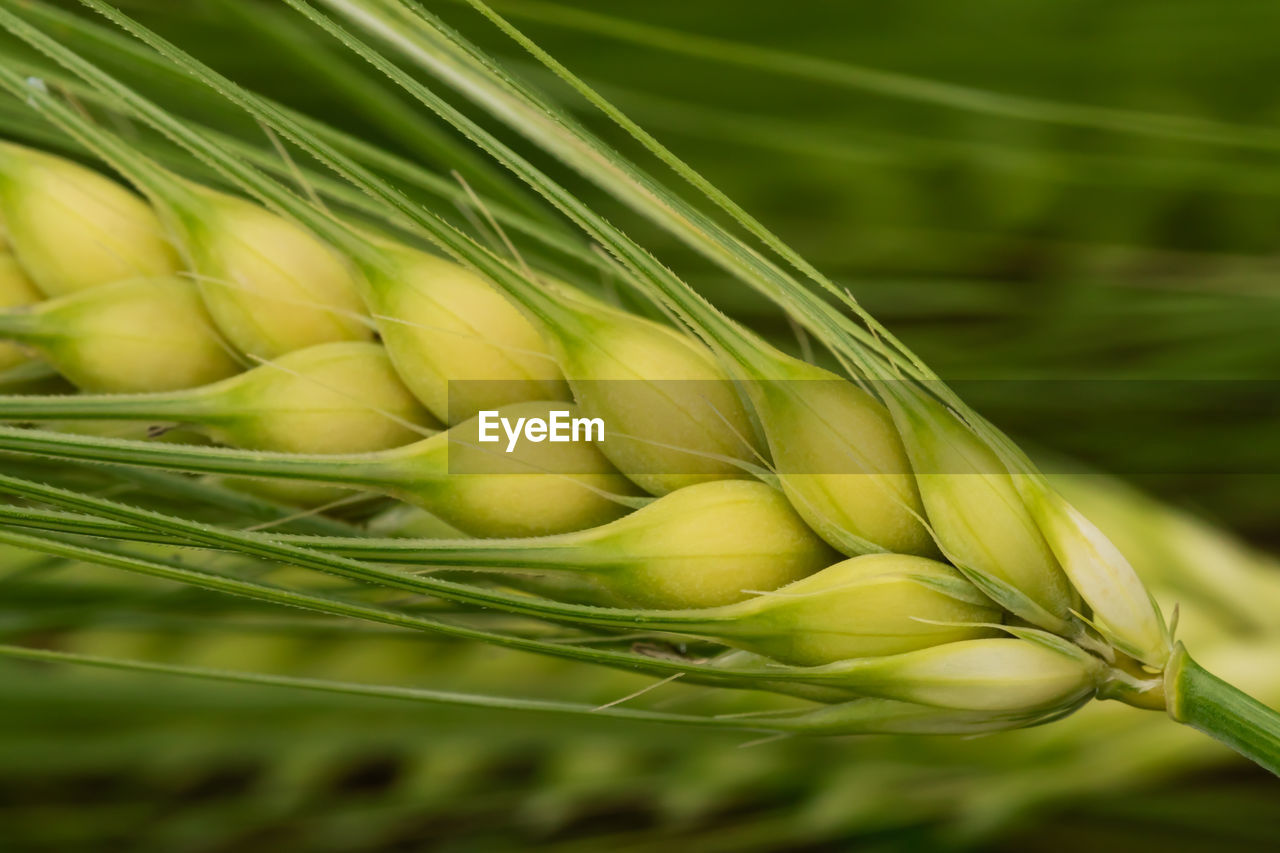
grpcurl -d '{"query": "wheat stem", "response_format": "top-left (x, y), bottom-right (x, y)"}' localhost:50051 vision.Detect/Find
top-left (1167, 643), bottom-right (1280, 777)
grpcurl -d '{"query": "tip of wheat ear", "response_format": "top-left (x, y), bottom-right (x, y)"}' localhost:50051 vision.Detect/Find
top-left (0, 142), bottom-right (178, 297)
top-left (1022, 480), bottom-right (1172, 667)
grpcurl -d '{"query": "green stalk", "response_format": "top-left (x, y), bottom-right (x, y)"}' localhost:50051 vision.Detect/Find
top-left (1167, 643), bottom-right (1280, 776)
top-left (0, 516), bottom-right (724, 683)
top-left (0, 505), bottom-right (583, 566)
top-left (107, 466), bottom-right (368, 537)
top-left (0, 310), bottom-right (48, 341)
top-left (0, 505), bottom-right (611, 572)
top-left (0, 505), bottom-right (236, 544)
top-left (0, 423), bottom-right (393, 488)
top-left (0, 450), bottom-right (368, 536)
top-left (0, 492), bottom-right (359, 540)
top-left (0, 388), bottom-right (217, 423)
top-left (0, 444), bottom-right (754, 640)
top-left (0, 504), bottom-right (798, 597)
top-left (308, 535), bottom-right (606, 570)
top-left (0, 472), bottom-right (768, 683)
top-left (0, 643), bottom-right (751, 732)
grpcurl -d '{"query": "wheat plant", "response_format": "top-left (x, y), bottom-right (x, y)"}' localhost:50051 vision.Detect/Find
top-left (0, 0), bottom-right (1277, 810)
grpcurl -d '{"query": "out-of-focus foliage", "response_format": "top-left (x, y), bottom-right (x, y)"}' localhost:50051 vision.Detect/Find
top-left (0, 548), bottom-right (1277, 852)
top-left (2, 461), bottom-right (1277, 852)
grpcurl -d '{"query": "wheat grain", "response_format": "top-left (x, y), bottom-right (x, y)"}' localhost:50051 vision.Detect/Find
top-left (0, 142), bottom-right (178, 295)
top-left (0, 275), bottom-right (239, 392)
top-left (287, 480), bottom-right (837, 609)
top-left (0, 340), bottom-right (435, 453)
top-left (356, 241), bottom-right (568, 422)
top-left (165, 180), bottom-right (372, 358)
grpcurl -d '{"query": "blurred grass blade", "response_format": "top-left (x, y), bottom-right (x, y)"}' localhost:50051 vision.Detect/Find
top-left (479, 0), bottom-right (1280, 151)
top-left (0, 643), bottom-right (743, 730)
top-left (211, 0), bottom-right (553, 220)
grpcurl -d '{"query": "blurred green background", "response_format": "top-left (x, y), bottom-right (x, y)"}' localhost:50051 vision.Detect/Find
top-left (2, 0), bottom-right (1279, 849)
